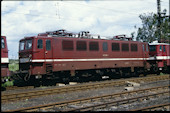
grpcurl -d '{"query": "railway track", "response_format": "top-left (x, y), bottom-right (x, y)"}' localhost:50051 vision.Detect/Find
top-left (64, 91), bottom-right (169, 111)
top-left (2, 74), bottom-right (169, 103)
top-left (2, 74), bottom-right (167, 92)
top-left (3, 85), bottom-right (169, 112)
top-left (130, 103), bottom-right (170, 111)
top-left (4, 86), bottom-right (34, 91)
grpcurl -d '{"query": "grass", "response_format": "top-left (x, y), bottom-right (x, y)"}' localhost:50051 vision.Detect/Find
top-left (1, 80), bottom-right (14, 87)
top-left (9, 59), bottom-right (19, 72)
top-left (1, 59), bottom-right (18, 88)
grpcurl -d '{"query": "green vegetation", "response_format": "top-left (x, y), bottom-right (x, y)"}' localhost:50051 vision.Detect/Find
top-left (160, 72), bottom-right (165, 75)
top-left (1, 78), bottom-right (14, 87)
top-left (1, 59), bottom-right (18, 88)
top-left (133, 9), bottom-right (169, 43)
top-left (9, 59), bottom-right (19, 72)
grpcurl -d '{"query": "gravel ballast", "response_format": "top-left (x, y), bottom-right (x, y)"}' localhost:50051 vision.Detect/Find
top-left (1, 79), bottom-right (170, 111)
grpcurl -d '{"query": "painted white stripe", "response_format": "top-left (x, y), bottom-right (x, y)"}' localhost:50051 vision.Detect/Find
top-left (147, 56), bottom-right (170, 60)
top-left (1, 58), bottom-right (9, 63)
top-left (149, 43), bottom-right (170, 45)
top-left (30, 58), bottom-right (147, 63)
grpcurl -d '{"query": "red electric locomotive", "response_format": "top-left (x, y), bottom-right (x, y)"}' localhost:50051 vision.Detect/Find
top-left (1, 36), bottom-right (10, 83)
top-left (148, 41), bottom-right (170, 74)
top-left (18, 29), bottom-right (150, 84)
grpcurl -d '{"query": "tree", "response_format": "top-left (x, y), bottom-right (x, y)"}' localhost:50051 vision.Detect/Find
top-left (135, 10), bottom-right (169, 43)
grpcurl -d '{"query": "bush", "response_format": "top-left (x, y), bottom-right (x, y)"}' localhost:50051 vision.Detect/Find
top-left (9, 59), bottom-right (19, 72)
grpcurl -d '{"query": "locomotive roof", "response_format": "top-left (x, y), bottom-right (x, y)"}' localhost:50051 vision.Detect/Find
top-left (1, 36), bottom-right (6, 38)
top-left (149, 42), bottom-right (170, 45)
top-left (20, 29), bottom-right (147, 44)
top-left (21, 35), bottom-right (147, 44)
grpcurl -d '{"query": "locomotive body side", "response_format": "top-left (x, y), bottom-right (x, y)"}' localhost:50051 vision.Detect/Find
top-left (50, 38), bottom-right (150, 72)
top-left (1, 36), bottom-right (10, 82)
top-left (19, 34), bottom-right (150, 81)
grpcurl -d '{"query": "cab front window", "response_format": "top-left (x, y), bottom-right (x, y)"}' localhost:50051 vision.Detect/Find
top-left (1, 38), bottom-right (5, 49)
top-left (19, 41), bottom-right (25, 51)
top-left (25, 39), bottom-right (32, 50)
top-left (149, 45), bottom-right (156, 51)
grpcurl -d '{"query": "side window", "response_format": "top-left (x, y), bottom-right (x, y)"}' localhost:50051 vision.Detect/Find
top-left (122, 43), bottom-right (129, 51)
top-left (163, 45), bottom-right (166, 52)
top-left (89, 41), bottom-right (99, 51)
top-left (159, 45), bottom-right (162, 51)
top-left (76, 41), bottom-right (87, 51)
top-left (1, 38), bottom-right (5, 49)
top-left (131, 44), bottom-right (138, 52)
top-left (112, 43), bottom-right (120, 51)
top-left (146, 44), bottom-right (148, 52)
top-left (37, 39), bottom-right (43, 49)
top-left (62, 40), bottom-right (73, 51)
top-left (46, 40), bottom-right (51, 50)
top-left (142, 44), bottom-right (145, 51)
top-left (103, 42), bottom-right (108, 51)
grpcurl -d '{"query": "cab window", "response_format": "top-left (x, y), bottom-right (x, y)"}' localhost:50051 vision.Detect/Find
top-left (37, 39), bottom-right (43, 49)
top-left (19, 41), bottom-right (25, 51)
top-left (163, 45), bottom-right (166, 52)
top-left (25, 40), bottom-right (32, 50)
top-left (146, 44), bottom-right (148, 52)
top-left (46, 40), bottom-right (51, 50)
top-left (149, 45), bottom-right (156, 51)
top-left (159, 46), bottom-right (162, 51)
top-left (142, 44), bottom-right (145, 51)
top-left (1, 38), bottom-right (5, 49)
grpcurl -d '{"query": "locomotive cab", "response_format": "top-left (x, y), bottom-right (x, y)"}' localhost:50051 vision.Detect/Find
top-left (149, 42), bottom-right (170, 73)
top-left (19, 37), bottom-right (35, 81)
top-left (19, 36), bottom-right (54, 81)
top-left (149, 44), bottom-right (166, 57)
top-left (19, 37), bottom-right (33, 69)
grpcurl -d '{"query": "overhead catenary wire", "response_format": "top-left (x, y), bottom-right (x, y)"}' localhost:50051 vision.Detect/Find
top-left (1, 10), bottom-right (137, 28)
top-left (61, 1), bottom-right (140, 15)
top-left (2, 1), bottom-right (168, 20)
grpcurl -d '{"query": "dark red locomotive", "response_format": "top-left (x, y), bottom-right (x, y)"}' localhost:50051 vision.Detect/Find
top-left (18, 29), bottom-right (150, 84)
top-left (1, 36), bottom-right (10, 83)
top-left (148, 41), bottom-right (170, 74)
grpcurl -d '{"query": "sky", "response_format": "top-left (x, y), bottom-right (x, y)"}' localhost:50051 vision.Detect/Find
top-left (1, 0), bottom-right (169, 59)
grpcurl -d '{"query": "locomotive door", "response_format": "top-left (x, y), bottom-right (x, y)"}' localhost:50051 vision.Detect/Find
top-left (142, 44), bottom-right (148, 69)
top-left (45, 39), bottom-right (53, 60)
top-left (142, 44), bottom-right (147, 59)
top-left (45, 39), bottom-right (53, 74)
top-left (162, 45), bottom-right (166, 56)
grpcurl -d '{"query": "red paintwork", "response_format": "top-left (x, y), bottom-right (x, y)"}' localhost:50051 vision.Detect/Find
top-left (1, 36), bottom-right (10, 77)
top-left (19, 30), bottom-right (150, 77)
top-left (149, 43), bottom-right (170, 69)
top-left (1, 36), bottom-right (8, 58)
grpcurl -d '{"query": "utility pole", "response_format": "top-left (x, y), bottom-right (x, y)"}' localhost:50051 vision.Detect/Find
top-left (157, 0), bottom-right (161, 42)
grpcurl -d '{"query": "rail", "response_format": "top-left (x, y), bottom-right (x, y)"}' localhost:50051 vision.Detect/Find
top-left (130, 103), bottom-right (170, 111)
top-left (3, 85), bottom-right (169, 112)
top-left (64, 91), bottom-right (169, 111)
top-left (2, 74), bottom-right (169, 103)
